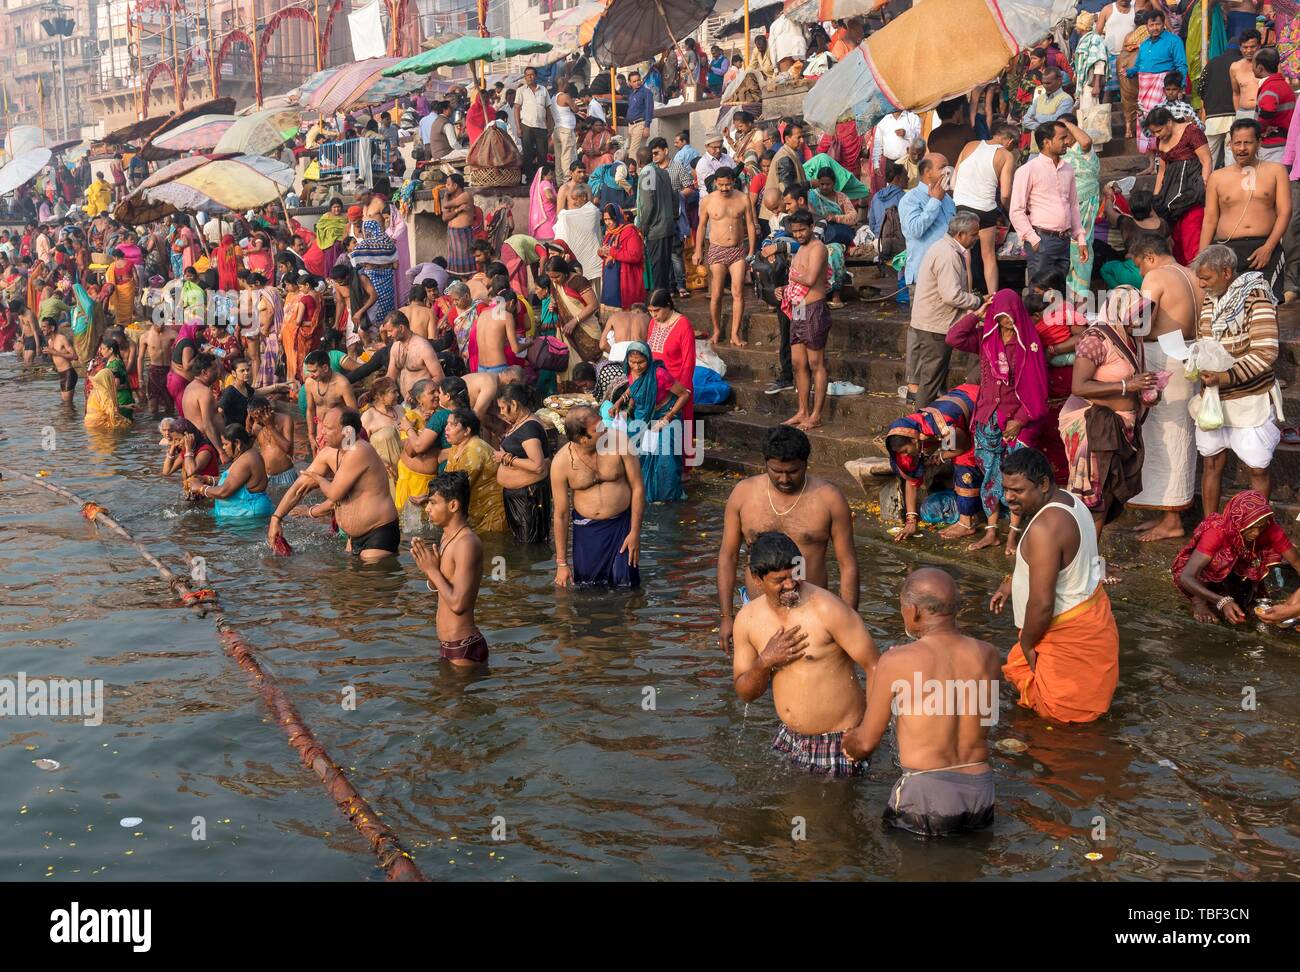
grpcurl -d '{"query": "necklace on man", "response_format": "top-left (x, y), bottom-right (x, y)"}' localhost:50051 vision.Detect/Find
top-left (767, 477), bottom-right (807, 516)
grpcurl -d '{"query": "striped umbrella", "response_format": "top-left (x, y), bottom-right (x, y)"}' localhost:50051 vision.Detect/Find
top-left (139, 153), bottom-right (295, 212)
top-left (213, 108), bottom-right (301, 156)
top-left (295, 58), bottom-right (410, 115)
top-left (782, 0), bottom-right (887, 23)
top-left (149, 115), bottom-right (239, 154)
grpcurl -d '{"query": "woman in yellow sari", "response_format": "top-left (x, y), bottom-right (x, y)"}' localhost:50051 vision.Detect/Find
top-left (441, 407), bottom-right (507, 533)
top-left (84, 367), bottom-right (131, 430)
top-left (394, 379), bottom-right (448, 511)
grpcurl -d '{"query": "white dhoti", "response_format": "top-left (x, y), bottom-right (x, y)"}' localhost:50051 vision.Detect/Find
top-left (1129, 340), bottom-right (1196, 510)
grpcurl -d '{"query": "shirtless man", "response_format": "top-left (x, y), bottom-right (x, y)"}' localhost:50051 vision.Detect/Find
top-left (551, 406), bottom-right (644, 588)
top-left (1199, 119), bottom-right (1291, 299)
top-left (599, 303), bottom-right (649, 362)
top-left (411, 471), bottom-right (488, 667)
top-left (181, 352), bottom-right (228, 462)
top-left (717, 426), bottom-right (859, 654)
top-left (694, 166), bottom-right (757, 346)
top-left (400, 285), bottom-right (435, 338)
top-left (732, 531), bottom-right (879, 778)
top-left (1127, 232), bottom-right (1204, 541)
top-left (473, 289), bottom-right (524, 373)
top-left (246, 394), bottom-right (297, 491)
top-left (555, 160), bottom-right (588, 214)
top-left (329, 264), bottom-right (378, 335)
top-left (13, 299), bottom-right (39, 365)
top-left (269, 406), bottom-right (400, 562)
top-left (138, 317), bottom-right (174, 416)
top-left (462, 371), bottom-right (500, 425)
top-left (776, 210), bottom-right (831, 430)
top-left (384, 310), bottom-right (444, 398)
top-left (1230, 29), bottom-right (1261, 115)
top-left (444, 174), bottom-right (476, 276)
top-left (41, 318), bottom-right (78, 403)
top-left (843, 568), bottom-right (999, 834)
top-left (304, 348), bottom-right (357, 455)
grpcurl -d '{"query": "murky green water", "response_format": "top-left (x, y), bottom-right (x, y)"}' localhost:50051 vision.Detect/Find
top-left (1, 359), bottom-right (1298, 881)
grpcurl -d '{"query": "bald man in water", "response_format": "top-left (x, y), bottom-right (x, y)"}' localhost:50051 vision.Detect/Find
top-left (733, 531), bottom-right (879, 777)
top-left (844, 568), bottom-right (998, 836)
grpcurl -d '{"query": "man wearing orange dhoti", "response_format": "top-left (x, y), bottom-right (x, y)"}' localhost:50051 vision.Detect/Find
top-left (989, 448), bottom-right (1119, 724)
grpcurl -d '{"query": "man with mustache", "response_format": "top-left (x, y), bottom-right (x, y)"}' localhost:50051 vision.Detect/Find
top-left (731, 531), bottom-right (879, 777)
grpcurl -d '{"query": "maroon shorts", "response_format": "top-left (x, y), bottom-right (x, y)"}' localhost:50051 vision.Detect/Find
top-left (441, 630), bottom-right (489, 664)
top-left (707, 242), bottom-right (747, 266)
top-left (790, 298), bottom-right (831, 350)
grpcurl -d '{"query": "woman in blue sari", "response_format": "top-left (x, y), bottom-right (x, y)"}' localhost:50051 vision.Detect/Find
top-left (613, 341), bottom-right (691, 503)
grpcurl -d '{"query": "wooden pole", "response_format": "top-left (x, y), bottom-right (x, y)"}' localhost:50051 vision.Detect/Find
top-left (744, 0), bottom-right (750, 69)
top-left (206, 0), bottom-right (218, 96)
top-left (38, 76), bottom-right (47, 135)
top-left (170, 5), bottom-right (183, 111)
top-left (314, 0), bottom-right (323, 71)
top-left (250, 0), bottom-right (263, 107)
top-left (610, 65), bottom-right (617, 132)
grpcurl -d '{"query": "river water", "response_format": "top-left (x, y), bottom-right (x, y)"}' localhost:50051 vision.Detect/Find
top-left (1, 362), bottom-right (1298, 881)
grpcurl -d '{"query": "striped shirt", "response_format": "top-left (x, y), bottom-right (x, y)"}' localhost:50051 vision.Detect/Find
top-left (1197, 290), bottom-right (1278, 400)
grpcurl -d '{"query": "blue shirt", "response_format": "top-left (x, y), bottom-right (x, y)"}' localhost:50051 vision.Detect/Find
top-left (897, 186), bottom-right (956, 286)
top-left (1129, 31), bottom-right (1189, 78)
top-left (868, 184), bottom-right (903, 236)
top-left (627, 86), bottom-right (655, 126)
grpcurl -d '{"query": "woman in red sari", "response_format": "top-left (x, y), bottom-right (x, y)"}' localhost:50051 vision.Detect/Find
top-left (214, 235), bottom-right (242, 292)
top-left (646, 288), bottom-right (696, 467)
top-left (598, 205), bottom-right (646, 311)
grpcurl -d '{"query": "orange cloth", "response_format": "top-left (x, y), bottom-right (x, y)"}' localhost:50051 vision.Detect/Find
top-left (1002, 586), bottom-right (1119, 724)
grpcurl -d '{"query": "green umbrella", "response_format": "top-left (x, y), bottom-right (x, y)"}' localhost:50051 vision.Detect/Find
top-left (381, 35), bottom-right (553, 76)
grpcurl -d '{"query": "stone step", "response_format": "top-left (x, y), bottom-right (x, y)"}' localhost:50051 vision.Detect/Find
top-left (701, 410), bottom-right (885, 477)
top-left (727, 376), bottom-right (921, 430)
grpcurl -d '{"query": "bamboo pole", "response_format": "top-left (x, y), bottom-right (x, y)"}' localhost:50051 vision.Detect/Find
top-left (206, 0), bottom-right (218, 97)
top-left (744, 0), bottom-right (751, 70)
top-left (610, 65), bottom-right (617, 132)
top-left (250, 0), bottom-right (263, 107)
top-left (170, 6), bottom-right (182, 111)
top-left (314, 0), bottom-right (323, 71)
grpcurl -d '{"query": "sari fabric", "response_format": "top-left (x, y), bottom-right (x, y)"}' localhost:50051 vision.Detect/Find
top-left (601, 207), bottom-right (647, 309)
top-left (1172, 490), bottom-right (1293, 595)
top-left (647, 312), bottom-right (696, 465)
top-left (528, 169), bottom-right (558, 240)
top-left (624, 340), bottom-right (684, 502)
top-left (444, 435), bottom-right (508, 533)
top-left (85, 368), bottom-right (130, 430)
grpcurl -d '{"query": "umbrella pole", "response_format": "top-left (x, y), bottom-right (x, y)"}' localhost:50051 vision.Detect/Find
top-left (745, 0), bottom-right (751, 70)
top-left (610, 66), bottom-right (617, 133)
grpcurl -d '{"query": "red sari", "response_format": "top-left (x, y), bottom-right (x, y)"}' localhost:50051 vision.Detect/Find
top-left (602, 217), bottom-right (646, 308)
top-left (647, 311), bottom-right (696, 465)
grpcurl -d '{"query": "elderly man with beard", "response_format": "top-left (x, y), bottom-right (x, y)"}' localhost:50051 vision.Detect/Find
top-left (732, 531), bottom-right (879, 778)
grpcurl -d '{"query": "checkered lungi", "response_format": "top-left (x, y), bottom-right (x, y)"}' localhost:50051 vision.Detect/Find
top-left (772, 724), bottom-right (869, 777)
top-left (1137, 71), bottom-right (1168, 153)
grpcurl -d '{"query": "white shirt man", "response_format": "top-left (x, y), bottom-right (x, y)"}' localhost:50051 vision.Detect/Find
top-left (554, 187), bottom-right (604, 294)
top-left (516, 81), bottom-right (551, 131)
top-left (874, 110), bottom-right (923, 164)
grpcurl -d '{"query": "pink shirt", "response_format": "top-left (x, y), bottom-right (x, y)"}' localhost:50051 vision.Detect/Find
top-left (1009, 152), bottom-right (1085, 247)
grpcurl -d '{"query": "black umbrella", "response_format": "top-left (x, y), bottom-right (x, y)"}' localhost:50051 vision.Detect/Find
top-left (591, 0), bottom-right (714, 68)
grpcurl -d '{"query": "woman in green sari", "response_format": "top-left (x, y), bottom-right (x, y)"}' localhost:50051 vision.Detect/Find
top-left (1062, 115), bottom-right (1100, 301)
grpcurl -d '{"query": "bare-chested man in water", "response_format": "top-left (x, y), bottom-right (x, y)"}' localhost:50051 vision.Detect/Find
top-left (138, 317), bottom-right (175, 416)
top-left (551, 406), bottom-right (644, 588)
top-left (13, 299), bottom-right (39, 365)
top-left (401, 285), bottom-right (435, 339)
top-left (247, 394), bottom-right (298, 491)
top-left (181, 352), bottom-right (228, 462)
top-left (41, 318), bottom-right (78, 403)
top-left (1200, 118), bottom-right (1291, 299)
top-left (695, 166), bottom-right (757, 346)
top-left (412, 471), bottom-right (487, 667)
top-left (385, 309), bottom-right (444, 397)
top-left (843, 568), bottom-right (999, 834)
top-left (717, 425), bottom-right (858, 654)
top-left (304, 348), bottom-right (357, 455)
top-left (269, 406), bottom-right (400, 562)
top-left (1126, 232), bottom-right (1204, 541)
top-left (733, 530), bottom-right (879, 777)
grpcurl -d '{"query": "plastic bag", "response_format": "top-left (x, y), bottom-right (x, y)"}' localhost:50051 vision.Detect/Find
top-left (695, 339), bottom-right (727, 377)
top-left (1197, 386), bottom-right (1225, 431)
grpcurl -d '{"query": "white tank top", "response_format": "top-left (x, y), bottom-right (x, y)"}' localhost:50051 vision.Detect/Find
top-left (552, 101), bottom-right (576, 130)
top-left (952, 140), bottom-right (1000, 211)
top-left (1012, 491), bottom-right (1102, 629)
top-left (1103, 7), bottom-right (1136, 55)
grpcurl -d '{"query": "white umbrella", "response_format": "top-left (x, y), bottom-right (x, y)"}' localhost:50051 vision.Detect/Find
top-left (0, 148), bottom-right (53, 196)
top-left (3, 125), bottom-right (47, 159)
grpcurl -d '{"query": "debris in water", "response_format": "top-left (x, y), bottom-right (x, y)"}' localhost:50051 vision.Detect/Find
top-left (1157, 759), bottom-right (1177, 770)
top-left (1085, 852), bottom-right (1104, 861)
top-left (119, 817), bottom-right (143, 828)
top-left (32, 759), bottom-right (60, 771)
top-left (995, 738), bottom-right (1028, 754)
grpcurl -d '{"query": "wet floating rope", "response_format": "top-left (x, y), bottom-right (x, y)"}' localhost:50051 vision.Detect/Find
top-left (0, 466), bottom-right (427, 882)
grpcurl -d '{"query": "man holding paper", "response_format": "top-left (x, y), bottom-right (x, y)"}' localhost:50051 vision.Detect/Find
top-left (1127, 233), bottom-right (1203, 542)
top-left (1189, 244), bottom-right (1282, 517)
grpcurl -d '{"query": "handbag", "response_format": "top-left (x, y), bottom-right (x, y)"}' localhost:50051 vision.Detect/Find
top-left (526, 334), bottom-right (570, 372)
top-left (1081, 103), bottom-right (1112, 146)
top-left (1155, 157), bottom-right (1205, 221)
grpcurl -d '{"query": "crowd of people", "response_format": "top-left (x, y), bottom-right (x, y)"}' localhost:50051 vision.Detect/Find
top-left (6, 4), bottom-right (1300, 840)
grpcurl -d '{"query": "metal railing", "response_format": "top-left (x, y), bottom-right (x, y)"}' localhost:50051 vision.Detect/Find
top-left (316, 137), bottom-right (392, 189)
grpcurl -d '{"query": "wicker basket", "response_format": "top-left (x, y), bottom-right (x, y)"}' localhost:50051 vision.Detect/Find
top-left (466, 165), bottom-right (521, 188)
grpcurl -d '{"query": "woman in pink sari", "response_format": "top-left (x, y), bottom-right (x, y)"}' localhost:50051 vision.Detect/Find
top-left (528, 164), bottom-right (558, 241)
top-left (646, 288), bottom-right (696, 468)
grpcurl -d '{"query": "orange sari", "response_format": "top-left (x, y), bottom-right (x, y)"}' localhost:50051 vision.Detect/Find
top-left (281, 291), bottom-right (321, 382)
top-left (1002, 586), bottom-right (1119, 724)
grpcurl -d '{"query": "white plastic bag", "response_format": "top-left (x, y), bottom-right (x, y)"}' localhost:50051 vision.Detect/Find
top-left (695, 339), bottom-right (727, 377)
top-left (1196, 387), bottom-right (1225, 431)
top-left (1081, 103), bottom-right (1113, 145)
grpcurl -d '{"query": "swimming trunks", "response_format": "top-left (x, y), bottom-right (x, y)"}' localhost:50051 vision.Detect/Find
top-left (884, 764), bottom-right (995, 837)
top-left (266, 467), bottom-right (298, 489)
top-left (58, 368), bottom-right (78, 392)
top-left (22, 335), bottom-right (36, 352)
top-left (707, 241), bottom-right (748, 266)
top-left (789, 298), bottom-right (831, 351)
top-left (350, 518), bottom-right (400, 555)
top-left (147, 364), bottom-right (169, 406)
top-left (571, 505), bottom-right (640, 588)
top-left (771, 724), bottom-right (869, 778)
top-left (441, 629), bottom-right (489, 664)
top-left (477, 363), bottom-right (511, 374)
